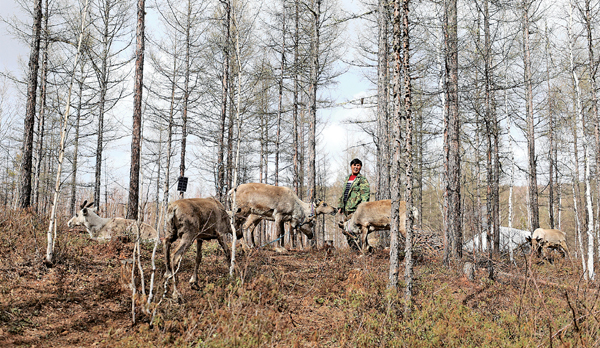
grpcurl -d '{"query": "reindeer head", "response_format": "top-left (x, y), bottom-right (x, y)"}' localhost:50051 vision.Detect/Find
top-left (314, 200), bottom-right (336, 216)
top-left (67, 200), bottom-right (95, 228)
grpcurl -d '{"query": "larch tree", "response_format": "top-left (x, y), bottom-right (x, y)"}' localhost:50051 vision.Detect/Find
top-left (568, 0), bottom-right (594, 280)
top-left (443, 0), bottom-right (462, 265)
top-left (127, 0), bottom-right (146, 220)
top-left (522, 0), bottom-right (539, 233)
top-left (86, 0), bottom-right (133, 209)
top-left (377, 0), bottom-right (391, 201)
top-left (580, 0), bottom-right (600, 258)
top-left (545, 23), bottom-right (556, 230)
top-left (307, 0), bottom-right (321, 222)
top-left (401, 0), bottom-right (414, 311)
top-left (216, 0), bottom-right (231, 204)
top-left (69, 55), bottom-right (92, 216)
top-left (292, 0), bottom-right (301, 196)
top-left (389, 0), bottom-right (403, 289)
top-left (32, 0), bottom-right (50, 211)
top-left (19, 0), bottom-right (43, 209)
top-left (274, 0), bottom-right (287, 186)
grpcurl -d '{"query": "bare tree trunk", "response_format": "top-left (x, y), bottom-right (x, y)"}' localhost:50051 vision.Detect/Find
top-left (70, 63), bottom-right (86, 216)
top-left (572, 182), bottom-right (585, 272)
top-left (569, 1), bottom-right (594, 279)
top-left (291, 8), bottom-right (299, 247)
top-left (92, 1), bottom-right (112, 210)
top-left (155, 128), bottom-right (162, 228)
top-left (292, 0), bottom-right (300, 200)
top-left (416, 104), bottom-right (423, 230)
top-left (505, 57), bottom-right (515, 262)
top-left (545, 24), bottom-right (555, 229)
top-left (179, 0), bottom-right (192, 200)
top-left (523, 0), bottom-right (539, 232)
top-left (229, 4), bottom-right (244, 277)
top-left (260, 101), bottom-right (265, 186)
top-left (275, 0), bottom-right (286, 186)
top-left (401, 0), bottom-right (414, 312)
top-left (569, 3), bottom-right (590, 277)
top-left (582, 0), bottom-right (600, 259)
top-left (217, 0), bottom-right (230, 204)
top-left (482, 0), bottom-right (499, 255)
top-left (33, 0), bottom-right (49, 211)
top-left (442, 0), bottom-right (461, 265)
top-left (377, 0), bottom-right (390, 200)
top-left (389, 0), bottom-right (402, 290)
top-left (160, 56), bottom-right (177, 235)
top-left (307, 0), bottom-right (321, 245)
top-left (19, 0), bottom-right (43, 209)
top-left (127, 0), bottom-right (145, 220)
top-left (47, 0), bottom-right (89, 265)
top-left (94, 78), bottom-right (106, 209)
top-left (227, 68), bottom-right (235, 203)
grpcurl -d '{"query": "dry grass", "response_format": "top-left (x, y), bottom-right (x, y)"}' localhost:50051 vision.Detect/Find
top-left (1, 206), bottom-right (600, 347)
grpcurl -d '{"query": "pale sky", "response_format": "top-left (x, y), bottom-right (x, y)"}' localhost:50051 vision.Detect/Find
top-left (0, 0), bottom-right (29, 76)
top-left (0, 0), bottom-right (374, 194)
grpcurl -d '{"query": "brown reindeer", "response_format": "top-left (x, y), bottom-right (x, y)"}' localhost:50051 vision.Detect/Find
top-left (339, 200), bottom-right (417, 253)
top-left (230, 183), bottom-right (336, 251)
top-left (164, 197), bottom-right (242, 299)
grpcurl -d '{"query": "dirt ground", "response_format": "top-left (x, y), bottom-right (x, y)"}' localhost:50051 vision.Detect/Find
top-left (1, 210), bottom-right (596, 347)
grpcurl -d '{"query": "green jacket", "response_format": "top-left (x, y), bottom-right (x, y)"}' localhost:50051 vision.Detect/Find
top-left (338, 173), bottom-right (370, 213)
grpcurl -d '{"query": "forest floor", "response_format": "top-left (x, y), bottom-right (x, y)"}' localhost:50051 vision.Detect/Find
top-left (1, 208), bottom-right (598, 347)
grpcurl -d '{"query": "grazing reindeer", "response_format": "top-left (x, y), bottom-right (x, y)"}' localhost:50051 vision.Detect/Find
top-left (339, 200), bottom-right (417, 253)
top-left (164, 197), bottom-right (243, 300)
top-left (68, 200), bottom-right (157, 241)
top-left (230, 182), bottom-right (336, 251)
top-left (527, 228), bottom-right (570, 260)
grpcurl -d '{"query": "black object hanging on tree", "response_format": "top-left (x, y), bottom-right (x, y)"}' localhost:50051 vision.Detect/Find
top-left (177, 177), bottom-right (188, 192)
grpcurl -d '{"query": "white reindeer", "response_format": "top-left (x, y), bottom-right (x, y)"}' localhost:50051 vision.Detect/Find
top-left (67, 200), bottom-right (157, 242)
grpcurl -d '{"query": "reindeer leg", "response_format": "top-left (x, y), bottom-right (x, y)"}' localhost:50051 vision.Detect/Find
top-left (216, 232), bottom-right (232, 262)
top-left (243, 215), bottom-right (261, 248)
top-left (190, 239), bottom-right (203, 290)
top-left (361, 226), bottom-right (371, 254)
top-left (170, 233), bottom-right (195, 301)
top-left (278, 218), bottom-right (285, 249)
top-left (274, 215), bottom-right (287, 252)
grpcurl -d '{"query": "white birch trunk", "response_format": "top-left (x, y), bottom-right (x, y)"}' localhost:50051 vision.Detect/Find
top-left (45, 0), bottom-right (89, 265)
top-left (229, 5), bottom-right (244, 277)
top-left (569, 1), bottom-right (594, 279)
top-left (572, 183), bottom-right (585, 274)
top-left (505, 63), bottom-right (515, 262)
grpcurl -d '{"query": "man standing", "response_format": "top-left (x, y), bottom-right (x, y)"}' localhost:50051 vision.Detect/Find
top-left (338, 158), bottom-right (370, 248)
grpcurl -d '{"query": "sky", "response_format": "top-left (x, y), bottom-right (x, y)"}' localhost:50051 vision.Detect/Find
top-left (0, 0), bottom-right (28, 75)
top-left (0, 0), bottom-right (374, 196)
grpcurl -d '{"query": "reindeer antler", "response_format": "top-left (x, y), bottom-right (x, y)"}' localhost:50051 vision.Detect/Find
top-left (80, 200), bottom-right (88, 209)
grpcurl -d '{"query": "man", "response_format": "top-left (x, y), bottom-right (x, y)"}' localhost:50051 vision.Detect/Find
top-left (338, 158), bottom-right (370, 249)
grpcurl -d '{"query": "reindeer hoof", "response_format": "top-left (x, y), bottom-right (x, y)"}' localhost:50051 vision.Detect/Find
top-left (274, 246), bottom-right (287, 253)
top-left (172, 290), bottom-right (184, 303)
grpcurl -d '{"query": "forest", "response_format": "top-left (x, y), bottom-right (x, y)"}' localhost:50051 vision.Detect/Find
top-left (3, 0), bottom-right (600, 345)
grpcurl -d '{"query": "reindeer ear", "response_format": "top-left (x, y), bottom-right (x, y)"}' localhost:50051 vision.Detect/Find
top-left (82, 208), bottom-right (89, 216)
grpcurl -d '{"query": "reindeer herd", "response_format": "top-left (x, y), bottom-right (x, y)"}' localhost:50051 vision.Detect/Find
top-left (68, 182), bottom-right (570, 299)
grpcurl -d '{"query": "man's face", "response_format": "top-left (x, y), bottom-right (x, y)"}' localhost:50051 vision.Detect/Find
top-left (351, 163), bottom-right (362, 175)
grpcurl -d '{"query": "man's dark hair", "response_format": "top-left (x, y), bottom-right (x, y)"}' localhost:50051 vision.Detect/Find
top-left (350, 158), bottom-right (362, 166)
